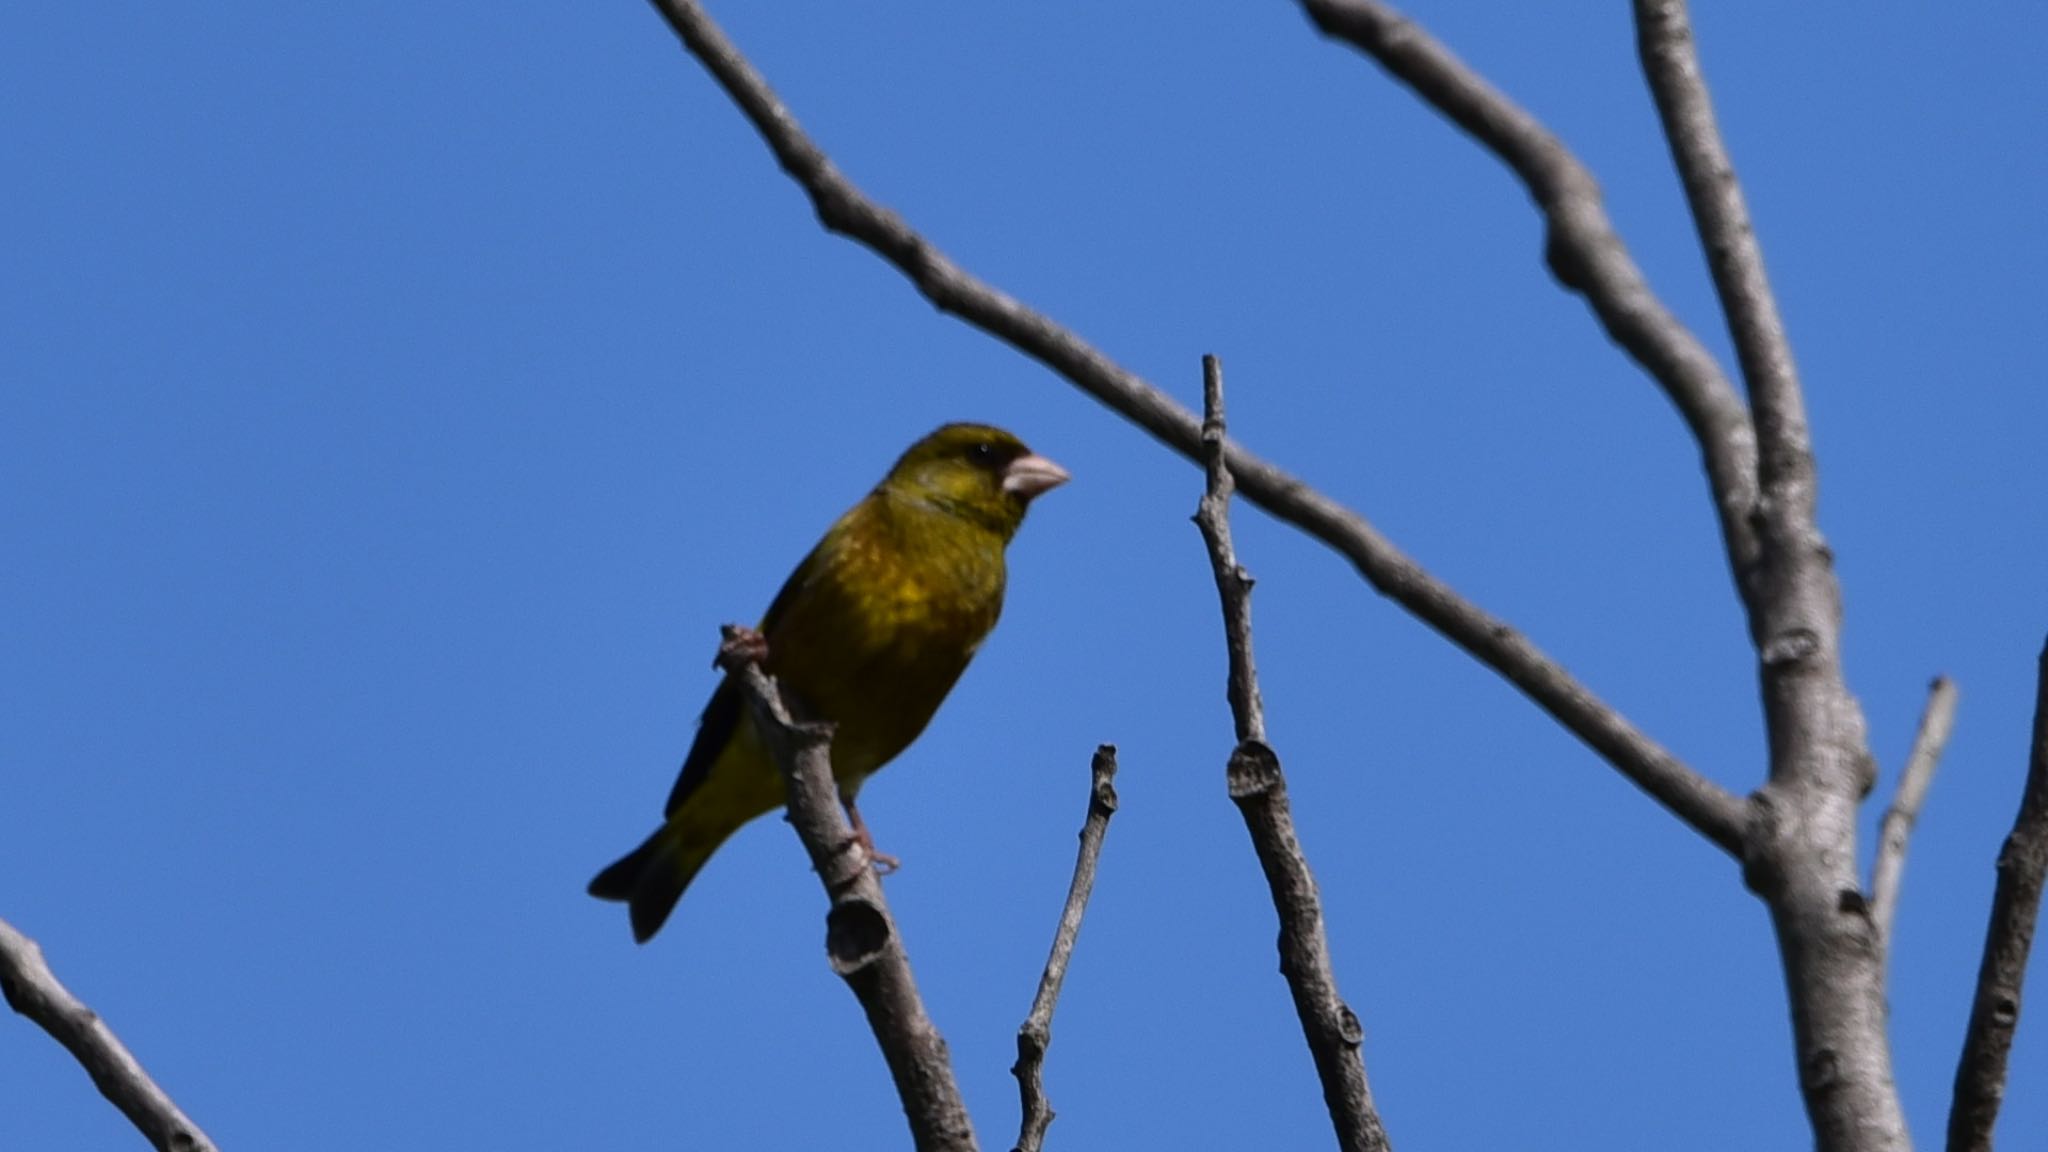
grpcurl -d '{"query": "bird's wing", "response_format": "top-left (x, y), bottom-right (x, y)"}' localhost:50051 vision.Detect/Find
top-left (663, 675), bottom-right (741, 818)
top-left (660, 526), bottom-right (842, 818)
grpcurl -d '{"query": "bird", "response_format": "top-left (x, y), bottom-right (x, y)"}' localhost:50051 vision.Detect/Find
top-left (588, 422), bottom-right (1070, 942)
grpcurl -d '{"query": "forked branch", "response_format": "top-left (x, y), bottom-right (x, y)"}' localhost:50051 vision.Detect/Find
top-left (642, 0), bottom-right (1747, 860)
top-left (1633, 6), bottom-right (1895, 1151)
top-left (1296, 0), bottom-right (1762, 611)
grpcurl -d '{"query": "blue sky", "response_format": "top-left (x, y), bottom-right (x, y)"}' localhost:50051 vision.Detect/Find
top-left (4, 3), bottom-right (2044, 1149)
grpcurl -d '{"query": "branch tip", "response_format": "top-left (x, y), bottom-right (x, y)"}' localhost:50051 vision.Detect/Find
top-left (1870, 676), bottom-right (1960, 947)
top-left (1011, 745), bottom-right (1120, 1152)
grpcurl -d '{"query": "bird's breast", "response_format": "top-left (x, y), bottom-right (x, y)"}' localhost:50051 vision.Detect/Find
top-left (767, 530), bottom-right (1006, 779)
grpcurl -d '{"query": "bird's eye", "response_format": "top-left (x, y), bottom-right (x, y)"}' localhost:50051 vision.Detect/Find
top-left (969, 441), bottom-right (998, 465)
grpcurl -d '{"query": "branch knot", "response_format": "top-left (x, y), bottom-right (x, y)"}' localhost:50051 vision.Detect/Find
top-left (1226, 741), bottom-right (1284, 801)
top-left (825, 899), bottom-right (893, 975)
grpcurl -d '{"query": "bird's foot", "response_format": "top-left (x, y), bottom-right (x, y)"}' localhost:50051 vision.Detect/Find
top-left (844, 797), bottom-right (901, 876)
top-left (716, 624), bottom-right (770, 668)
top-left (860, 838), bottom-right (902, 877)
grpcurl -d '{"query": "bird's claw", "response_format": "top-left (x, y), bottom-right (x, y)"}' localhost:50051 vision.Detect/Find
top-left (865, 846), bottom-right (902, 876)
top-left (844, 798), bottom-right (901, 876)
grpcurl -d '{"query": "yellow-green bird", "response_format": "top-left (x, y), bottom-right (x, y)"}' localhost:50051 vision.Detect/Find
top-left (589, 422), bottom-right (1069, 942)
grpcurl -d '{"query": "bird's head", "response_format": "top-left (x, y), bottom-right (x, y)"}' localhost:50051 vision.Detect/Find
top-left (880, 423), bottom-right (1069, 540)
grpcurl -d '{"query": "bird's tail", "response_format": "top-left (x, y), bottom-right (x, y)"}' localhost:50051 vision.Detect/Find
top-left (588, 824), bottom-right (729, 943)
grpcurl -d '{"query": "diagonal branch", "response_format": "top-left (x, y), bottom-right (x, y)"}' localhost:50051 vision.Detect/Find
top-left (1196, 355), bottom-right (1392, 1152)
top-left (0, 917), bottom-right (220, 1152)
top-left (1948, 638), bottom-right (2048, 1152)
top-left (1010, 744), bottom-right (1119, 1152)
top-left (1295, 0), bottom-right (1762, 613)
top-left (642, 0), bottom-right (1748, 859)
top-left (1870, 676), bottom-right (1960, 948)
top-left (716, 627), bottom-right (979, 1152)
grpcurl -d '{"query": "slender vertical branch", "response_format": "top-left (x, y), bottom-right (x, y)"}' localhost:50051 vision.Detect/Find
top-left (717, 627), bottom-right (979, 1152)
top-left (0, 917), bottom-right (220, 1152)
top-left (1635, 0), bottom-right (1805, 510)
top-left (1633, 5), bottom-right (1895, 1150)
top-left (1011, 745), bottom-right (1120, 1152)
top-left (1196, 356), bottom-right (1265, 744)
top-left (1194, 356), bottom-right (1392, 1152)
top-left (1948, 639), bottom-right (2048, 1152)
top-left (1871, 677), bottom-right (1960, 948)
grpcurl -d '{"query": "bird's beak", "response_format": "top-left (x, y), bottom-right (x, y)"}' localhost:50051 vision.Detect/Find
top-left (1002, 453), bottom-right (1071, 500)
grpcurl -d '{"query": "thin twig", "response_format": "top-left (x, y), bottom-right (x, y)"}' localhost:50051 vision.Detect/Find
top-left (1948, 638), bottom-right (2048, 1152)
top-left (0, 917), bottom-right (220, 1152)
top-left (1194, 356), bottom-right (1392, 1152)
top-left (1871, 677), bottom-right (1960, 947)
top-left (1195, 356), bottom-right (1264, 744)
top-left (641, 0), bottom-right (1748, 859)
top-left (1295, 0), bottom-right (1762, 613)
top-left (1010, 745), bottom-right (1119, 1152)
top-left (716, 627), bottom-right (979, 1152)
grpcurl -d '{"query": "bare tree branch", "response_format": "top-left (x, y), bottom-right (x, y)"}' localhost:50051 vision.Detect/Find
top-left (1195, 356), bottom-right (1266, 746)
top-left (1294, 0), bottom-right (1763, 612)
top-left (715, 627), bottom-right (979, 1152)
top-left (1948, 639), bottom-right (2048, 1152)
top-left (1871, 676), bottom-right (1960, 948)
top-left (1010, 745), bottom-right (1119, 1152)
top-left (641, 0), bottom-right (1748, 859)
top-left (1631, 6), bottom-right (1897, 1151)
top-left (1635, 0), bottom-right (1805, 520)
top-left (0, 917), bottom-right (220, 1152)
top-left (1195, 356), bottom-right (1393, 1152)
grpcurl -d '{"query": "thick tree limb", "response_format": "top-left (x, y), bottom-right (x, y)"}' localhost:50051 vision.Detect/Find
top-left (1871, 677), bottom-right (1960, 948)
top-left (642, 0), bottom-right (1747, 859)
top-left (1631, 6), bottom-right (1896, 1151)
top-left (715, 627), bottom-right (979, 1152)
top-left (1295, 0), bottom-right (1763, 612)
top-left (1010, 745), bottom-right (1119, 1152)
top-left (1196, 356), bottom-right (1392, 1152)
top-left (0, 917), bottom-right (220, 1152)
top-left (1948, 639), bottom-right (2048, 1152)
